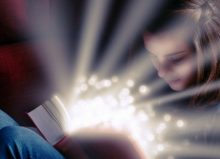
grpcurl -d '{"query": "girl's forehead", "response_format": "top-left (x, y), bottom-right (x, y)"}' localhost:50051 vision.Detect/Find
top-left (144, 31), bottom-right (192, 57)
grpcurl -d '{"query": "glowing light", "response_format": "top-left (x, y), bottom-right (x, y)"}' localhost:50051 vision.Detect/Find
top-left (150, 80), bottom-right (220, 106)
top-left (27, 1), bottom-right (220, 158)
top-left (120, 96), bottom-right (135, 106)
top-left (176, 119), bottom-right (185, 128)
top-left (78, 76), bottom-right (87, 84)
top-left (157, 144), bottom-right (165, 151)
top-left (137, 111), bottom-right (148, 121)
top-left (102, 79), bottom-right (112, 87)
top-left (111, 76), bottom-right (119, 82)
top-left (139, 85), bottom-right (150, 94)
top-left (104, 95), bottom-right (118, 107)
top-left (146, 104), bottom-right (156, 117)
top-left (164, 114), bottom-right (172, 122)
top-left (52, 95), bottom-right (73, 133)
top-left (97, 0), bottom-right (163, 77)
top-left (156, 122), bottom-right (167, 134)
top-left (127, 79), bottom-right (135, 87)
top-left (54, 95), bottom-right (65, 108)
top-left (95, 82), bottom-right (102, 90)
top-left (71, 0), bottom-right (110, 91)
top-left (147, 133), bottom-right (155, 142)
top-left (88, 75), bottom-right (98, 85)
top-left (80, 83), bottom-right (88, 91)
top-left (66, 77), bottom-right (157, 159)
top-left (118, 88), bottom-right (130, 99)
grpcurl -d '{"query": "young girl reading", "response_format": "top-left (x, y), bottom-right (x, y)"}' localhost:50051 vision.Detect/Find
top-left (143, 0), bottom-right (220, 158)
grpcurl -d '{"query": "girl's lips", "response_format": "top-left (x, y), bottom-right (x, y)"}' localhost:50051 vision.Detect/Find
top-left (163, 77), bottom-right (182, 86)
top-left (168, 79), bottom-right (181, 84)
top-left (171, 79), bottom-right (180, 82)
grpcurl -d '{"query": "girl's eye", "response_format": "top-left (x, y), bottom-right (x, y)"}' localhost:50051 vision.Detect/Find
top-left (168, 56), bottom-right (185, 63)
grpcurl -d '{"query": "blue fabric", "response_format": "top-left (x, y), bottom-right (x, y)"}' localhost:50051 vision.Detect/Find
top-left (0, 110), bottom-right (65, 159)
top-left (0, 109), bottom-right (18, 129)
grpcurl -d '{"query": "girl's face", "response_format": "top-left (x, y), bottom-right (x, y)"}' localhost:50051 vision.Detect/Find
top-left (144, 31), bottom-right (196, 91)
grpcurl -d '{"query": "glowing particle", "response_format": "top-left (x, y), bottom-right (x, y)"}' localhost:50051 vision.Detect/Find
top-left (119, 88), bottom-right (130, 98)
top-left (78, 76), bottom-right (86, 83)
top-left (95, 82), bottom-right (102, 90)
top-left (160, 122), bottom-right (166, 129)
top-left (156, 123), bottom-right (167, 134)
top-left (127, 96), bottom-right (134, 104)
top-left (127, 105), bottom-right (136, 113)
top-left (88, 75), bottom-right (98, 85)
top-left (139, 85), bottom-right (150, 94)
top-left (157, 144), bottom-right (165, 151)
top-left (137, 111), bottom-right (148, 121)
top-left (80, 83), bottom-right (88, 91)
top-left (105, 95), bottom-right (118, 107)
top-left (164, 114), bottom-right (172, 122)
top-left (146, 105), bottom-right (155, 117)
top-left (102, 79), bottom-right (112, 87)
top-left (112, 76), bottom-right (118, 82)
top-left (73, 88), bottom-right (82, 96)
top-left (147, 133), bottom-right (155, 141)
top-left (119, 96), bottom-right (134, 106)
top-left (176, 119), bottom-right (185, 128)
top-left (127, 79), bottom-right (135, 87)
top-left (149, 111), bottom-right (155, 117)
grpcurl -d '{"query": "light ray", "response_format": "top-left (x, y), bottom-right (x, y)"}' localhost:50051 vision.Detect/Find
top-left (160, 143), bottom-right (220, 159)
top-left (71, 0), bottom-right (111, 97)
top-left (98, 0), bottom-right (164, 77)
top-left (147, 80), bottom-right (220, 106)
top-left (17, 1), bottom-right (220, 159)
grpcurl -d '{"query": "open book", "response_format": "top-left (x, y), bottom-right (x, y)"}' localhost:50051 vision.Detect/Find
top-left (27, 96), bottom-right (145, 159)
top-left (27, 95), bottom-right (71, 145)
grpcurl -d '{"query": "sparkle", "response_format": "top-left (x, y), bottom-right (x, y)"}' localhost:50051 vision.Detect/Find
top-left (147, 133), bottom-right (155, 141)
top-left (139, 85), bottom-right (150, 94)
top-left (127, 79), bottom-right (135, 87)
top-left (157, 144), bottom-right (165, 151)
top-left (78, 76), bottom-right (87, 83)
top-left (67, 77), bottom-right (179, 159)
top-left (111, 76), bottom-right (119, 83)
top-left (176, 119), bottom-right (185, 128)
top-left (156, 122), bottom-right (167, 134)
top-left (102, 79), bottom-right (112, 87)
top-left (88, 75), bottom-right (98, 85)
top-left (28, 0), bottom-right (216, 158)
top-left (119, 88), bottom-right (130, 98)
top-left (67, 77), bottom-right (156, 158)
top-left (80, 83), bottom-right (88, 91)
top-left (137, 111), bottom-right (148, 121)
top-left (164, 114), bottom-right (172, 122)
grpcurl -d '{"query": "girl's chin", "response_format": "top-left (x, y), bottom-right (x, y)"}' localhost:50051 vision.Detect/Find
top-left (165, 78), bottom-right (190, 91)
top-left (170, 85), bottom-right (184, 91)
top-left (168, 82), bottom-right (185, 91)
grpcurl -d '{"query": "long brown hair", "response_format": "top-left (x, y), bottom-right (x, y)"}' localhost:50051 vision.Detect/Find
top-left (177, 0), bottom-right (220, 107)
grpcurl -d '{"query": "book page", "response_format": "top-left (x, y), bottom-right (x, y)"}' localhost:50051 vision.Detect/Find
top-left (28, 105), bottom-right (64, 145)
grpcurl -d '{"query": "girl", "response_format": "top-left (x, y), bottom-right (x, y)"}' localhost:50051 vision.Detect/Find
top-left (143, 0), bottom-right (220, 158)
top-left (144, 0), bottom-right (220, 107)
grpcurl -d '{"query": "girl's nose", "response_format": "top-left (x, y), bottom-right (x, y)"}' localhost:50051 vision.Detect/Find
top-left (157, 62), bottom-right (169, 78)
